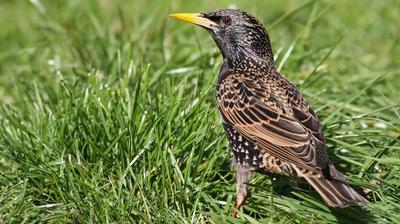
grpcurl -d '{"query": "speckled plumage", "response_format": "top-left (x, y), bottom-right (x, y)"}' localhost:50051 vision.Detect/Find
top-left (171, 9), bottom-right (368, 217)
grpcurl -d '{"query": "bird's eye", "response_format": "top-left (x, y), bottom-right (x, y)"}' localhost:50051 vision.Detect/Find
top-left (221, 16), bottom-right (232, 25)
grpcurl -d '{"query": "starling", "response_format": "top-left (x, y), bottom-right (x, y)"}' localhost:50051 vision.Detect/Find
top-left (170, 9), bottom-right (368, 217)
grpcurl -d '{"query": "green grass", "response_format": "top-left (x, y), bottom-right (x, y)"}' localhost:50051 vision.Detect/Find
top-left (1, 0), bottom-right (399, 223)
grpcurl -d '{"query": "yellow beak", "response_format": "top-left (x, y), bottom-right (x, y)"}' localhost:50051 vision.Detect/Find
top-left (169, 13), bottom-right (217, 29)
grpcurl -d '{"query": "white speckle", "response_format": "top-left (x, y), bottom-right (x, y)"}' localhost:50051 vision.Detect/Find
top-left (360, 121), bottom-right (368, 128)
top-left (374, 122), bottom-right (387, 129)
top-left (166, 67), bottom-right (195, 74)
top-left (30, 0), bottom-right (46, 14)
top-left (36, 203), bottom-right (61, 208)
top-left (228, 4), bottom-right (237, 9)
top-left (233, 135), bottom-right (236, 140)
top-left (253, 156), bottom-right (257, 161)
top-left (245, 150), bottom-right (249, 154)
top-left (238, 135), bottom-right (242, 142)
top-left (216, 200), bottom-right (227, 205)
top-left (245, 141), bottom-right (249, 146)
top-left (245, 155), bottom-right (249, 159)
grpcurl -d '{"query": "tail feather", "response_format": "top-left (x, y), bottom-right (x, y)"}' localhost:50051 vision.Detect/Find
top-left (304, 176), bottom-right (368, 208)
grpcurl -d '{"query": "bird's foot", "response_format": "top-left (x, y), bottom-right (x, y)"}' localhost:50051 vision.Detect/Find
top-left (231, 210), bottom-right (238, 218)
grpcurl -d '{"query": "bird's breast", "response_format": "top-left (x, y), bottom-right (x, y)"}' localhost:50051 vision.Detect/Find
top-left (223, 123), bottom-right (264, 169)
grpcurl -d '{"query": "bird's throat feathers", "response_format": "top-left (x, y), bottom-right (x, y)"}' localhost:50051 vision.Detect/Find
top-left (209, 24), bottom-right (276, 70)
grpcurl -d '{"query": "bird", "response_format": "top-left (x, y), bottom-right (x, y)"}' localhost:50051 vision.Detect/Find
top-left (170, 9), bottom-right (368, 217)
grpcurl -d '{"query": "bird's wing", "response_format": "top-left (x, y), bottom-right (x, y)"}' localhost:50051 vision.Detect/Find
top-left (217, 73), bottom-right (329, 173)
top-left (280, 77), bottom-right (325, 143)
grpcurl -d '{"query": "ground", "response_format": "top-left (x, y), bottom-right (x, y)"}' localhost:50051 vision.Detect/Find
top-left (0, 0), bottom-right (399, 223)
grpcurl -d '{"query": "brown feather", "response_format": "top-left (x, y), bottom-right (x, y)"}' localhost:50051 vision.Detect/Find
top-left (217, 72), bottom-right (328, 171)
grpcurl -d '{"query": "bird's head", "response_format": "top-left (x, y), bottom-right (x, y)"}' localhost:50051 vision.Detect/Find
top-left (170, 9), bottom-right (275, 68)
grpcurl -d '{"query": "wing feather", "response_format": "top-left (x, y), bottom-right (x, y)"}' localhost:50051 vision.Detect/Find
top-left (217, 73), bottom-right (329, 173)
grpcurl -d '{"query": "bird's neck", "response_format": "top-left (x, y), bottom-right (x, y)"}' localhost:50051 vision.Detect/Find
top-left (224, 47), bottom-right (276, 72)
top-left (218, 55), bottom-right (276, 84)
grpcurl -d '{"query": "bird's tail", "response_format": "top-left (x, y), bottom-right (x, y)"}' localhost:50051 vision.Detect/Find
top-left (304, 176), bottom-right (368, 208)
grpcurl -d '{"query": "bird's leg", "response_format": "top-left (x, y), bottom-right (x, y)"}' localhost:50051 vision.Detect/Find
top-left (232, 164), bottom-right (252, 218)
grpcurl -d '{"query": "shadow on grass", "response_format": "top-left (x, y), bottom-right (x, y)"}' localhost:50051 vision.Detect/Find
top-left (329, 206), bottom-right (373, 224)
top-left (250, 172), bottom-right (373, 223)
